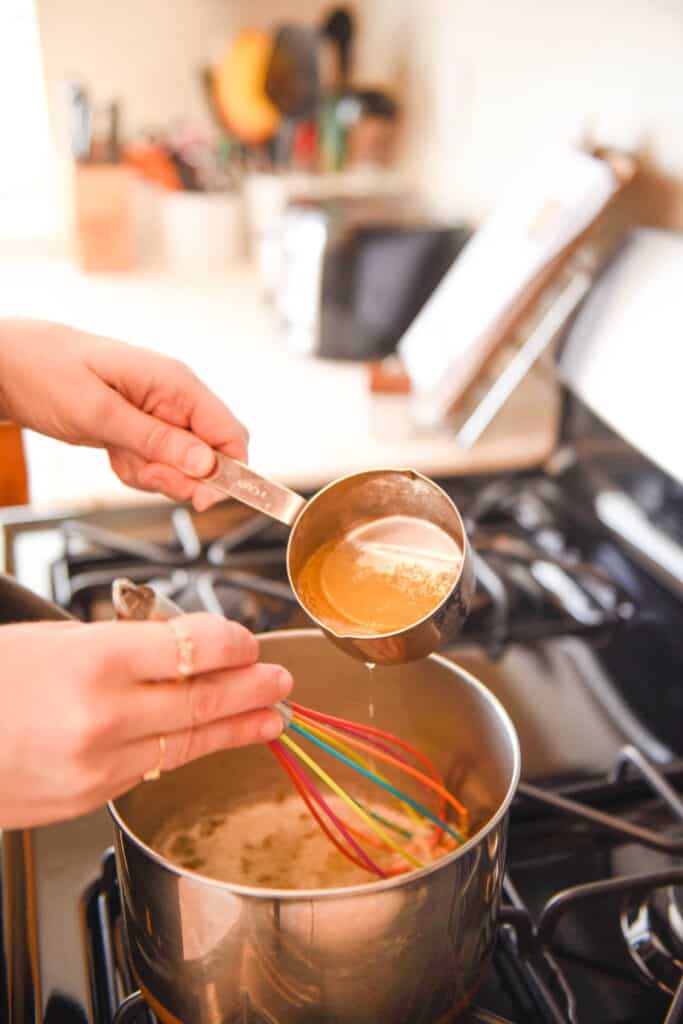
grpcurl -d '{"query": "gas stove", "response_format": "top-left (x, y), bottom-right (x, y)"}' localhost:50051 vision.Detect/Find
top-left (2, 228), bottom-right (683, 1022)
top-left (2, 404), bottom-right (682, 1023)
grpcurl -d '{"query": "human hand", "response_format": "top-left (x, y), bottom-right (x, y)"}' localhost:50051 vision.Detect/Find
top-left (0, 319), bottom-right (247, 510)
top-left (0, 615), bottom-right (291, 828)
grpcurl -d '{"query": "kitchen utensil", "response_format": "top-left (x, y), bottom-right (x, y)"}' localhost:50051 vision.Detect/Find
top-left (196, 456), bottom-right (475, 664)
top-left (320, 7), bottom-right (355, 89)
top-left (64, 80), bottom-right (91, 161)
top-left (112, 580), bottom-right (470, 879)
top-left (84, 100), bottom-right (123, 164)
top-left (290, 120), bottom-right (318, 171)
top-left (109, 627), bottom-right (520, 1023)
top-left (265, 24), bottom-right (319, 120)
top-left (107, 100), bottom-right (120, 163)
top-left (270, 706), bottom-right (468, 877)
top-left (316, 8), bottom-right (355, 170)
top-left (165, 147), bottom-right (200, 191)
top-left (199, 65), bottom-right (227, 133)
top-left (344, 88), bottom-right (399, 168)
top-left (125, 142), bottom-right (182, 190)
top-left (265, 23), bottom-right (320, 170)
top-left (318, 92), bottom-right (346, 171)
top-left (213, 31), bottom-right (280, 145)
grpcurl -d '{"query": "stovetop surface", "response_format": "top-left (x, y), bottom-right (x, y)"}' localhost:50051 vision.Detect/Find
top-left (80, 749), bottom-right (683, 1024)
top-left (1, 398), bottom-right (682, 1022)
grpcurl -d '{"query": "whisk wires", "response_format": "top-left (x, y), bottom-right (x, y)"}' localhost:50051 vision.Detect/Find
top-left (279, 732), bottom-right (423, 869)
top-left (288, 722), bottom-right (465, 846)
top-left (302, 717), bottom-right (466, 824)
top-left (270, 740), bottom-right (383, 875)
top-left (292, 715), bottom-right (421, 826)
top-left (266, 696), bottom-right (471, 880)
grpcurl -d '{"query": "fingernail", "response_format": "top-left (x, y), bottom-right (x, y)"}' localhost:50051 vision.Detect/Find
top-left (184, 445), bottom-right (214, 478)
top-left (260, 712), bottom-right (284, 742)
top-left (277, 670), bottom-right (293, 698)
top-left (192, 489), bottom-right (213, 512)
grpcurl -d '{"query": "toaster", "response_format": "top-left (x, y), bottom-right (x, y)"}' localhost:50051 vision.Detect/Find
top-left (274, 195), bottom-right (469, 360)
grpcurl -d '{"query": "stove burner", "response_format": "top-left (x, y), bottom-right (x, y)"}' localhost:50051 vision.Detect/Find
top-left (617, 747), bottom-right (683, 996)
top-left (48, 476), bottom-right (633, 658)
top-left (672, 887), bottom-right (683, 952)
top-left (622, 886), bottom-right (683, 995)
top-left (523, 745), bottom-right (683, 1014)
top-left (52, 508), bottom-right (304, 632)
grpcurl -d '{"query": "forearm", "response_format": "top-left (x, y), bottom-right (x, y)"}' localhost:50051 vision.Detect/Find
top-left (0, 318), bottom-right (90, 439)
top-left (0, 318), bottom-right (57, 426)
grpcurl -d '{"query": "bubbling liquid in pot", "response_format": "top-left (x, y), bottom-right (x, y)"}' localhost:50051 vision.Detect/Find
top-left (153, 794), bottom-right (454, 889)
top-left (295, 515), bottom-right (463, 637)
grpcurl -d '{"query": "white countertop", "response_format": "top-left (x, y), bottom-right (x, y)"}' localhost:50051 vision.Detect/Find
top-left (0, 259), bottom-right (559, 512)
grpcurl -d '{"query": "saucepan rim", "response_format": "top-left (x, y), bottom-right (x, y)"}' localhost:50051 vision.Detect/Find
top-left (108, 628), bottom-right (521, 901)
top-left (284, 467), bottom-right (471, 641)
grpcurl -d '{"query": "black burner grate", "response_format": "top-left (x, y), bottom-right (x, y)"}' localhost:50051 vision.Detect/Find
top-left (51, 477), bottom-right (634, 655)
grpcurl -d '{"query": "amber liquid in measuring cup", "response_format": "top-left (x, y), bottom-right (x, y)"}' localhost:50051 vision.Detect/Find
top-left (295, 515), bottom-right (463, 637)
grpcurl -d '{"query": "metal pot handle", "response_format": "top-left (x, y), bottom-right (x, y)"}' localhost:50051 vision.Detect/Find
top-left (201, 453), bottom-right (306, 527)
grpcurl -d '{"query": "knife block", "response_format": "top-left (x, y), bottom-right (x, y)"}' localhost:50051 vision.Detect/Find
top-left (73, 164), bottom-right (136, 271)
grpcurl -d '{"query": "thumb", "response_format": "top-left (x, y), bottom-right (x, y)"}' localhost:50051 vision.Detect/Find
top-left (101, 390), bottom-right (216, 478)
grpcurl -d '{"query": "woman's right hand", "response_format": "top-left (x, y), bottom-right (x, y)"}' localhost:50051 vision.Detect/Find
top-left (0, 615), bottom-right (292, 829)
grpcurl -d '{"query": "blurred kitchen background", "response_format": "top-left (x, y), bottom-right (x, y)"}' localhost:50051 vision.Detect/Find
top-left (1, 0), bottom-right (682, 512)
top-left (5, 9), bottom-right (683, 1024)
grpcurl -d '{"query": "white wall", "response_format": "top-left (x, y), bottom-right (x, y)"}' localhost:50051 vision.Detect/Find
top-left (34, 0), bottom-right (683, 233)
top-left (36, 0), bottom-right (244, 145)
top-left (35, 0), bottom-right (408, 150)
top-left (393, 0), bottom-right (683, 223)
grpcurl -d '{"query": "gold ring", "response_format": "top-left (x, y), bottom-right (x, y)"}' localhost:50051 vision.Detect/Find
top-left (168, 618), bottom-right (195, 680)
top-left (143, 735), bottom-right (166, 782)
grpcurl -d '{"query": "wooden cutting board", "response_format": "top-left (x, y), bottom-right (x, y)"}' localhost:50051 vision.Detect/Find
top-left (0, 422), bottom-right (29, 506)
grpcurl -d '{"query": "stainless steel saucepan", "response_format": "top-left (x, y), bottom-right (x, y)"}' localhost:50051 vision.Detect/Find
top-left (196, 453), bottom-right (475, 665)
top-left (109, 628), bottom-right (520, 1024)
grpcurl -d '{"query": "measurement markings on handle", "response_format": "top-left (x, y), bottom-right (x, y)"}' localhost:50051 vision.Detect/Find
top-left (234, 478), bottom-right (272, 509)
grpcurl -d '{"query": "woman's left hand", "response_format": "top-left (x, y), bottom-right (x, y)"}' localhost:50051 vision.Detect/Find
top-left (0, 320), bottom-right (248, 510)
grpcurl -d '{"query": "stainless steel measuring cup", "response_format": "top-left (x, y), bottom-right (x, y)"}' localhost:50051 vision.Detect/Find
top-left (197, 455), bottom-right (475, 664)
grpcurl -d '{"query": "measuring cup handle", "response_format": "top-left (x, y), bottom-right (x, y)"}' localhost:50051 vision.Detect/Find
top-left (203, 453), bottom-right (307, 526)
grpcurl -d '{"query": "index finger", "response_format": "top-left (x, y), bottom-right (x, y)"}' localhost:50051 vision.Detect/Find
top-left (90, 614), bottom-right (258, 683)
top-left (185, 377), bottom-right (249, 463)
top-left (93, 340), bottom-right (250, 463)
top-left (181, 375), bottom-right (250, 509)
